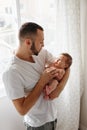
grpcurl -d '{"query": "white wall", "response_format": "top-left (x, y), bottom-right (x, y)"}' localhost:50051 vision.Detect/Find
top-left (0, 96), bottom-right (26, 130)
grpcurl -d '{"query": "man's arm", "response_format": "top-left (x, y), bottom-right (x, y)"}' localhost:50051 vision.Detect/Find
top-left (49, 68), bottom-right (70, 100)
top-left (12, 67), bottom-right (59, 115)
top-left (12, 78), bottom-right (46, 115)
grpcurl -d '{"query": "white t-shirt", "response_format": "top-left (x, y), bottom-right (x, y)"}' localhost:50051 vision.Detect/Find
top-left (3, 49), bottom-right (58, 127)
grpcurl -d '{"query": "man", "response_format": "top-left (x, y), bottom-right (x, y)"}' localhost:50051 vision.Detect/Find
top-left (3, 22), bottom-right (70, 130)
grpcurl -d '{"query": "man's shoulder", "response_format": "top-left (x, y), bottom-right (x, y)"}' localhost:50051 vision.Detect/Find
top-left (2, 62), bottom-right (20, 84)
top-left (3, 56), bottom-right (17, 77)
top-left (39, 48), bottom-right (48, 54)
top-left (39, 49), bottom-right (56, 63)
top-left (39, 48), bottom-right (52, 57)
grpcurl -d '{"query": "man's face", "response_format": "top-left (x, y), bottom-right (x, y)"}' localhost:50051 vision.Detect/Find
top-left (30, 29), bottom-right (44, 55)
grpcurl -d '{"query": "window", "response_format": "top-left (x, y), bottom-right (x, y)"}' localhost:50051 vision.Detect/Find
top-left (0, 0), bottom-right (57, 97)
top-left (19, 0), bottom-right (57, 50)
top-left (0, 0), bottom-right (18, 97)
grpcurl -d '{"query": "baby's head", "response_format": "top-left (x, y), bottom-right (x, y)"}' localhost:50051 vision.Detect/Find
top-left (54, 53), bottom-right (72, 69)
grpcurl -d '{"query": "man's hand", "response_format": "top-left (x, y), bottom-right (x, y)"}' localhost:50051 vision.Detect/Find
top-left (40, 67), bottom-right (60, 85)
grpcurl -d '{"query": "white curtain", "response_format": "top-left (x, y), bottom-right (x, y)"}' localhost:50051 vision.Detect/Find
top-left (21, 1), bottom-right (84, 129)
top-left (80, 0), bottom-right (87, 130)
top-left (54, 0), bottom-right (84, 130)
top-left (0, 0), bottom-right (85, 129)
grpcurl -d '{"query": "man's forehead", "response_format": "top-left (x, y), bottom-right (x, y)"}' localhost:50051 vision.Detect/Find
top-left (36, 30), bottom-right (44, 39)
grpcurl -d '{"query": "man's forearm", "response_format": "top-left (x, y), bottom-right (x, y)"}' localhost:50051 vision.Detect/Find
top-left (13, 77), bottom-right (46, 115)
top-left (56, 68), bottom-right (70, 92)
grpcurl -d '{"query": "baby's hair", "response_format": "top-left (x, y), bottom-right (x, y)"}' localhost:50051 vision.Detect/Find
top-left (61, 53), bottom-right (72, 68)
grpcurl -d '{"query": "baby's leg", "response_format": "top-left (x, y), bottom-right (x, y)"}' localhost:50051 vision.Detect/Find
top-left (46, 79), bottom-right (59, 95)
top-left (44, 95), bottom-right (50, 100)
top-left (43, 85), bottom-right (50, 100)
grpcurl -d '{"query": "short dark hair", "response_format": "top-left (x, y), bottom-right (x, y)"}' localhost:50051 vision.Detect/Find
top-left (61, 53), bottom-right (72, 68)
top-left (19, 22), bottom-right (44, 43)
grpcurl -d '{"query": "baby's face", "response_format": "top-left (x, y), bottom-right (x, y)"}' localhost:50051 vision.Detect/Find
top-left (54, 55), bottom-right (68, 69)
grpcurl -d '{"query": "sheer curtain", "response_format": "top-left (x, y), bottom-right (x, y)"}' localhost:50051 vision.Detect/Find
top-left (80, 0), bottom-right (87, 129)
top-left (54, 0), bottom-right (84, 130)
top-left (0, 0), bottom-right (84, 129)
top-left (14, 1), bottom-right (83, 129)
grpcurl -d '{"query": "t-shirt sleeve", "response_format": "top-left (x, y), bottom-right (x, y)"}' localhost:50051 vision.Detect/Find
top-left (3, 69), bottom-right (25, 100)
top-left (45, 49), bottom-right (57, 64)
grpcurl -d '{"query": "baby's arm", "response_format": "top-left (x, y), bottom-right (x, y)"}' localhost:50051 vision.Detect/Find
top-left (56, 69), bottom-right (65, 81)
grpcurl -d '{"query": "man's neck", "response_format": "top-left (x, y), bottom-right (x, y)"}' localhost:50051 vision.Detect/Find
top-left (15, 50), bottom-right (35, 63)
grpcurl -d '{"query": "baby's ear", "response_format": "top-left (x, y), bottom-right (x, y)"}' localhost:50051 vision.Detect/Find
top-left (65, 64), bottom-right (69, 68)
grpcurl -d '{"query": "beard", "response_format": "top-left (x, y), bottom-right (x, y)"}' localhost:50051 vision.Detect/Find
top-left (30, 41), bottom-right (39, 56)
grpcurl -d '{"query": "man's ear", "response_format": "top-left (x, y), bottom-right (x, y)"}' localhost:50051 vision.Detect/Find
top-left (25, 38), bottom-right (32, 45)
